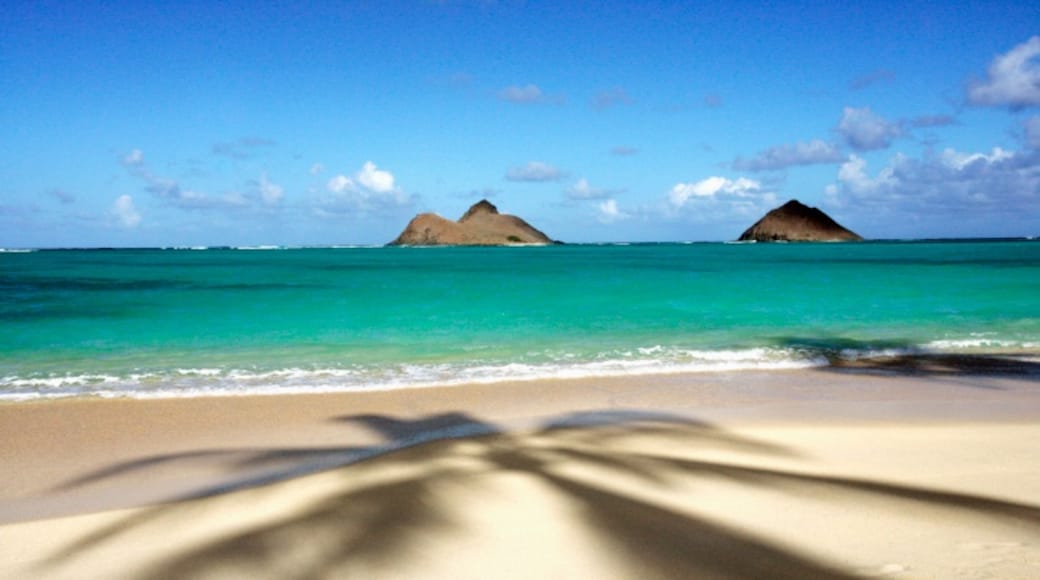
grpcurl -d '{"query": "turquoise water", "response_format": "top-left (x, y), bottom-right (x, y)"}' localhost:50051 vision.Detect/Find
top-left (2, 241), bottom-right (1038, 400)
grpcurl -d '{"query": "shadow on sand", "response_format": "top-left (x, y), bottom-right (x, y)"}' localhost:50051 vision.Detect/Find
top-left (38, 408), bottom-right (1040, 579)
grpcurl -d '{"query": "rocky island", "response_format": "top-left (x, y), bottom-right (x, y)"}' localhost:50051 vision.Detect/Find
top-left (388, 199), bottom-right (556, 246)
top-left (738, 200), bottom-right (863, 242)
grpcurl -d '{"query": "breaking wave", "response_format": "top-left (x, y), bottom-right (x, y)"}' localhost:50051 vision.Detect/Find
top-left (5, 336), bottom-right (1037, 402)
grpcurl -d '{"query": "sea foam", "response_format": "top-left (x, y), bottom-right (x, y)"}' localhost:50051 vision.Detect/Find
top-left (4, 334), bottom-right (1038, 402)
top-left (0, 346), bottom-right (829, 401)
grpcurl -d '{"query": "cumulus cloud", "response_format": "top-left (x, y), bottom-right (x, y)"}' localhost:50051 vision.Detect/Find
top-left (732, 140), bottom-right (845, 171)
top-left (506, 161), bottom-right (567, 182)
top-left (592, 87), bottom-right (633, 109)
top-left (837, 107), bottom-right (904, 151)
top-left (111, 195), bottom-right (141, 228)
top-left (319, 161), bottom-right (411, 215)
top-left (597, 199), bottom-right (629, 223)
top-left (356, 161), bottom-right (395, 193)
top-left (665, 176), bottom-right (777, 226)
top-left (825, 148), bottom-right (1040, 231)
top-left (668, 176), bottom-right (763, 208)
top-left (825, 155), bottom-right (896, 199)
top-left (327, 174), bottom-right (354, 194)
top-left (967, 36), bottom-right (1040, 109)
top-left (326, 162), bottom-right (398, 194)
top-left (939, 147), bottom-right (1013, 170)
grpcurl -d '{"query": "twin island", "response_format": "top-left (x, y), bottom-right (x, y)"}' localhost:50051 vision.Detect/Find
top-left (388, 199), bottom-right (861, 246)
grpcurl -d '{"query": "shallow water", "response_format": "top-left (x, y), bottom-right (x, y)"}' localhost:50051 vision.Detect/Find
top-left (2, 240), bottom-right (1038, 400)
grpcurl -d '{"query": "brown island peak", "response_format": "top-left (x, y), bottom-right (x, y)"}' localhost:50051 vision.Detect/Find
top-left (388, 199), bottom-right (557, 246)
top-left (738, 200), bottom-right (863, 242)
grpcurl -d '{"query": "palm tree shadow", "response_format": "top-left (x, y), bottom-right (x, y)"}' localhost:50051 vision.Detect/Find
top-left (775, 336), bottom-right (1040, 384)
top-left (825, 353), bottom-right (1040, 378)
top-left (39, 409), bottom-right (1040, 579)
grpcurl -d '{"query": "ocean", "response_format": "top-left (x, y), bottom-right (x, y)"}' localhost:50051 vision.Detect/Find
top-left (2, 240), bottom-right (1038, 401)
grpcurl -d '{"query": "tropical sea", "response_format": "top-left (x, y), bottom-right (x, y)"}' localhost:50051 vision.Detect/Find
top-left (2, 240), bottom-right (1038, 401)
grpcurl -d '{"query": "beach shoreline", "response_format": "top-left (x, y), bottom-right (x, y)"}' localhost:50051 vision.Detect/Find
top-left (3, 364), bottom-right (1040, 577)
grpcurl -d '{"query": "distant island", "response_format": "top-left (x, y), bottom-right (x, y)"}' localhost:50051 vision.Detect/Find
top-left (388, 200), bottom-right (556, 246)
top-left (738, 200), bottom-right (863, 242)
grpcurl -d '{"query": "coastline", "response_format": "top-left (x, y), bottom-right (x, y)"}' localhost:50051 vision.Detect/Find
top-left (3, 363), bottom-right (1040, 578)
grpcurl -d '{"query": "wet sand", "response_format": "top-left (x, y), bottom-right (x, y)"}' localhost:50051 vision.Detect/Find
top-left (2, 363), bottom-right (1040, 578)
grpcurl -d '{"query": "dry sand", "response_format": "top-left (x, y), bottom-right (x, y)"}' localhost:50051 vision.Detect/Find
top-left (2, 363), bottom-right (1040, 578)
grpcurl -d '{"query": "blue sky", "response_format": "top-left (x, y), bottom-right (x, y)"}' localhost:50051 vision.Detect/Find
top-left (2, 1), bottom-right (1039, 247)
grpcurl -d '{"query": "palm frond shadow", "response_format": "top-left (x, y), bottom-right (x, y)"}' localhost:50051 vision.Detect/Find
top-left (41, 409), bottom-right (1040, 579)
top-left (52, 447), bottom-right (373, 493)
top-left (825, 353), bottom-right (1040, 378)
top-left (775, 336), bottom-right (1040, 384)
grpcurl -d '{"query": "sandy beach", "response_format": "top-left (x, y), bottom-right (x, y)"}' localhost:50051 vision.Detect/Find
top-left (3, 361), bottom-right (1040, 579)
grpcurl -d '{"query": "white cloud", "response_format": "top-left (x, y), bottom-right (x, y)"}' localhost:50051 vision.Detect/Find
top-left (506, 161), bottom-right (567, 182)
top-left (111, 195), bottom-right (141, 228)
top-left (939, 147), bottom-right (1013, 171)
top-left (327, 161), bottom-right (398, 195)
top-left (258, 173), bottom-right (284, 205)
top-left (968, 36), bottom-right (1040, 109)
top-left (318, 161), bottom-right (411, 216)
top-left (668, 176), bottom-right (762, 207)
top-left (1025, 116), bottom-right (1040, 149)
top-left (732, 139), bottom-right (845, 171)
top-left (664, 176), bottom-right (777, 227)
top-left (597, 199), bottom-right (628, 223)
top-left (567, 179), bottom-right (628, 223)
top-left (309, 163), bottom-right (325, 175)
top-left (837, 107), bottom-right (903, 151)
top-left (327, 174), bottom-right (356, 194)
top-left (356, 161), bottom-right (395, 193)
top-left (826, 154), bottom-right (896, 198)
top-left (825, 148), bottom-right (1040, 233)
top-left (567, 178), bottom-right (611, 200)
top-left (498, 84), bottom-right (543, 103)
